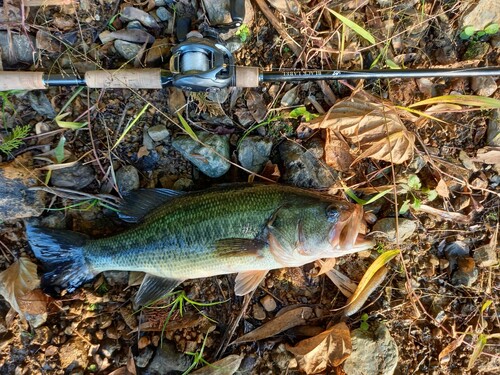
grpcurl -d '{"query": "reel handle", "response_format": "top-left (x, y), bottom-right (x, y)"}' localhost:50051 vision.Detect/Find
top-left (230, 0), bottom-right (245, 26)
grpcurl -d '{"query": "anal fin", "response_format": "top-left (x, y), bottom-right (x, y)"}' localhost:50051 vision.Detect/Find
top-left (134, 274), bottom-right (185, 307)
top-left (234, 270), bottom-right (268, 296)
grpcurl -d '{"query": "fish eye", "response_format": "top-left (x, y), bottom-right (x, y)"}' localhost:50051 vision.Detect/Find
top-left (326, 204), bottom-right (340, 223)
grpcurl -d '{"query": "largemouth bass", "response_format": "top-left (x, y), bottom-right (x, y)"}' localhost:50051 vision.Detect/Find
top-left (27, 184), bottom-right (373, 305)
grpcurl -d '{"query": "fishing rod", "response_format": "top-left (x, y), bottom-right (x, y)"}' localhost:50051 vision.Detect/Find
top-left (1, 0), bottom-right (499, 92)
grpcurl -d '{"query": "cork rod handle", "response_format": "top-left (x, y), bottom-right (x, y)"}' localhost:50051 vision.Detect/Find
top-left (85, 69), bottom-right (163, 89)
top-left (0, 71), bottom-right (46, 91)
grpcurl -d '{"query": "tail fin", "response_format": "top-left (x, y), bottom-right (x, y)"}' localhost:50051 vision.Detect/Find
top-left (26, 224), bottom-right (95, 295)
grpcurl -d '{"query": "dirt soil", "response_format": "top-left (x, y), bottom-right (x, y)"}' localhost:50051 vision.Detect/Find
top-left (0, 0), bottom-right (499, 374)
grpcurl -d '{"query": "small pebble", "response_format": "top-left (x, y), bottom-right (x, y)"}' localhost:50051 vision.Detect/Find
top-left (156, 7), bottom-right (172, 21)
top-left (148, 125), bottom-right (170, 142)
top-left (138, 336), bottom-right (151, 349)
top-left (253, 303), bottom-right (266, 320)
top-left (260, 295), bottom-right (277, 312)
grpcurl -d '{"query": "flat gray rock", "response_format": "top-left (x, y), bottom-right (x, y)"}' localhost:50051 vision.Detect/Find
top-left (344, 322), bottom-right (399, 375)
top-left (0, 158), bottom-right (45, 221)
top-left (372, 217), bottom-right (417, 243)
top-left (0, 32), bottom-right (37, 66)
top-left (238, 136), bottom-right (272, 173)
top-left (279, 139), bottom-right (337, 188)
top-left (461, 0), bottom-right (500, 31)
top-left (51, 162), bottom-right (95, 190)
top-left (116, 165), bottom-right (140, 193)
top-left (114, 39), bottom-right (143, 61)
top-left (172, 132), bottom-right (230, 178)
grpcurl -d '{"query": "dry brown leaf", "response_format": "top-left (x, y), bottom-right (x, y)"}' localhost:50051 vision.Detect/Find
top-left (472, 147), bottom-right (500, 165)
top-left (438, 333), bottom-right (466, 364)
top-left (246, 90), bottom-right (267, 123)
top-left (435, 178), bottom-right (450, 198)
top-left (232, 306), bottom-right (312, 345)
top-left (260, 160), bottom-right (281, 181)
top-left (0, 257), bottom-right (40, 318)
top-left (286, 322), bottom-right (352, 374)
top-left (191, 355), bottom-right (244, 375)
top-left (308, 92), bottom-right (415, 165)
top-left (325, 130), bottom-right (353, 171)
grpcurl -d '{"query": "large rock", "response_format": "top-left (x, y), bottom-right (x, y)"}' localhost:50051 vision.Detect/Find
top-left (0, 156), bottom-right (45, 221)
top-left (279, 139), bottom-right (337, 188)
top-left (343, 322), bottom-right (399, 375)
top-left (0, 32), bottom-right (37, 66)
top-left (172, 132), bottom-right (230, 178)
top-left (461, 0), bottom-right (500, 31)
top-left (50, 162), bottom-right (95, 189)
top-left (372, 218), bottom-right (418, 243)
top-left (145, 341), bottom-right (191, 375)
top-left (238, 136), bottom-right (272, 173)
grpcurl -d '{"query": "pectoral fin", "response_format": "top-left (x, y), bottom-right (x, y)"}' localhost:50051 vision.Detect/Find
top-left (214, 238), bottom-right (267, 258)
top-left (268, 228), bottom-right (297, 266)
top-left (134, 274), bottom-right (185, 306)
top-left (234, 270), bottom-right (268, 296)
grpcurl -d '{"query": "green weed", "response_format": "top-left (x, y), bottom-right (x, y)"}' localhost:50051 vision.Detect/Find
top-left (183, 332), bottom-right (213, 375)
top-left (399, 174), bottom-right (437, 214)
top-left (0, 124), bottom-right (31, 155)
top-left (236, 24), bottom-right (251, 43)
top-left (359, 313), bottom-right (370, 331)
top-left (460, 23), bottom-right (499, 40)
top-left (150, 290), bottom-right (227, 347)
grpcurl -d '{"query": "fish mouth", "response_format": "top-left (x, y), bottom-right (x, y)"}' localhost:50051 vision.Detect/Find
top-left (329, 204), bottom-right (371, 250)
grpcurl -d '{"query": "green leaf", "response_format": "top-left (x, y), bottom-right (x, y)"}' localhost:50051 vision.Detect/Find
top-left (288, 106), bottom-right (319, 122)
top-left (345, 188), bottom-right (391, 206)
top-left (55, 112), bottom-right (87, 130)
top-left (289, 106), bottom-right (308, 119)
top-left (476, 31), bottom-right (486, 38)
top-left (426, 189), bottom-right (438, 201)
top-left (411, 197), bottom-right (421, 210)
top-left (463, 26), bottom-right (476, 37)
top-left (385, 59), bottom-right (401, 69)
top-left (399, 200), bottom-right (410, 214)
top-left (459, 31), bottom-right (470, 40)
top-left (54, 136), bottom-right (66, 164)
top-left (112, 103), bottom-right (150, 149)
top-left (407, 174), bottom-right (422, 190)
top-left (327, 8), bottom-right (376, 45)
top-left (484, 23), bottom-right (499, 35)
top-left (480, 300), bottom-right (493, 315)
top-left (177, 112), bottom-right (198, 141)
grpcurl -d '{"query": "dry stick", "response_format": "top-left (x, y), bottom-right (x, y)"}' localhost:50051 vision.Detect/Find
top-left (253, 0), bottom-right (302, 57)
top-left (215, 291), bottom-right (255, 359)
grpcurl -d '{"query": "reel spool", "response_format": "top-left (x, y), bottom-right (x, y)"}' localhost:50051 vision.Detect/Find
top-left (169, 37), bottom-right (235, 91)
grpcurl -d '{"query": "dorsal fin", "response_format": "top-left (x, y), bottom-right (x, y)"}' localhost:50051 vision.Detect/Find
top-left (118, 188), bottom-right (186, 222)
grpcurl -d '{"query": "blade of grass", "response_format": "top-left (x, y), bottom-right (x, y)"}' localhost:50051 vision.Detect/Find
top-left (409, 95), bottom-right (500, 109)
top-left (327, 8), bottom-right (376, 45)
top-left (112, 103), bottom-right (150, 149)
top-left (177, 112), bottom-right (198, 141)
top-left (345, 188), bottom-right (391, 205)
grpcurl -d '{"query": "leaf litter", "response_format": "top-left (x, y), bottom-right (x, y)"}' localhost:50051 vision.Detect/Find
top-left (307, 90), bottom-right (415, 166)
